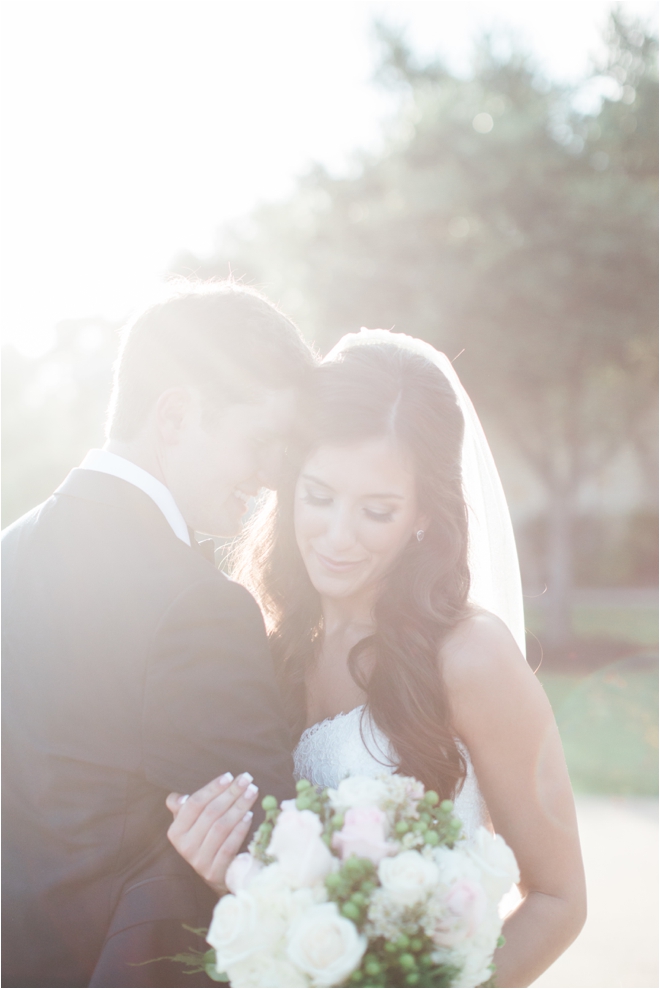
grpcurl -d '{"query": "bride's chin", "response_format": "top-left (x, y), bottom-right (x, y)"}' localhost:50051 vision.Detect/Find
top-left (308, 573), bottom-right (365, 600)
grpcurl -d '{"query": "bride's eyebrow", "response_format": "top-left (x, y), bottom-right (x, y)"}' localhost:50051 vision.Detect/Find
top-left (301, 474), bottom-right (405, 500)
top-left (301, 473), bottom-right (334, 490)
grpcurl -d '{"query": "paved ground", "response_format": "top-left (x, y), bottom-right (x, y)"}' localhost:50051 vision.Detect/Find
top-left (531, 796), bottom-right (658, 989)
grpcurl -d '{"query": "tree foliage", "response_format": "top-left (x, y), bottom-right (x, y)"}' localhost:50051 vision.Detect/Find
top-left (175, 9), bottom-right (657, 644)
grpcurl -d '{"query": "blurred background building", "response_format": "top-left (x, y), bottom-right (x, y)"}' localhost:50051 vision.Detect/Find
top-left (1, 4), bottom-right (658, 984)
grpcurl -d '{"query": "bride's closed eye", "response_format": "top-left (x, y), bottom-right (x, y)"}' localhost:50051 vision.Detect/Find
top-left (364, 507), bottom-right (396, 523)
top-left (302, 490), bottom-right (332, 507)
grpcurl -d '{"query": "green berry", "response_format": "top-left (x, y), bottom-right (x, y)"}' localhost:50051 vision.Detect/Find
top-left (395, 934), bottom-right (410, 950)
top-left (410, 938), bottom-right (423, 952)
top-left (296, 794), bottom-right (312, 810)
top-left (395, 820), bottom-right (409, 834)
top-left (420, 811), bottom-right (432, 825)
top-left (384, 942), bottom-right (397, 955)
top-left (341, 901), bottom-right (361, 921)
top-left (331, 813), bottom-right (345, 829)
top-left (365, 960), bottom-right (381, 977)
top-left (412, 819), bottom-right (427, 833)
top-left (344, 856), bottom-right (363, 874)
top-left (405, 974), bottom-right (419, 986)
top-left (424, 830), bottom-right (439, 846)
top-left (361, 880), bottom-right (376, 894)
top-left (261, 795), bottom-right (278, 811)
top-left (296, 779), bottom-right (312, 791)
top-left (425, 790), bottom-right (440, 806)
top-left (420, 953), bottom-right (434, 968)
top-left (440, 799), bottom-right (454, 813)
top-left (350, 971), bottom-right (362, 983)
top-left (325, 872), bottom-right (341, 889)
top-left (399, 953), bottom-right (416, 971)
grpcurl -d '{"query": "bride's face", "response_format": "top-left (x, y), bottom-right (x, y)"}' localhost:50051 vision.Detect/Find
top-left (294, 436), bottom-right (426, 602)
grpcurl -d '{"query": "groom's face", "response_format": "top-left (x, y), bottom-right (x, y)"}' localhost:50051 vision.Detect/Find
top-left (164, 387), bottom-right (297, 537)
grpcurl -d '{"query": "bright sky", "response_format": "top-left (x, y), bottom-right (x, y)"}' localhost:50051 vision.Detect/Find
top-left (1, 1), bottom-right (657, 356)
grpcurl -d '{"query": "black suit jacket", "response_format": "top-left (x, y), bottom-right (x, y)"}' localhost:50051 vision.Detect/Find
top-left (2, 469), bottom-right (295, 987)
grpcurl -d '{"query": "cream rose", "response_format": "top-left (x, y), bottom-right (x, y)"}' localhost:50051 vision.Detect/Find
top-left (287, 901), bottom-right (367, 987)
top-left (227, 950), bottom-right (310, 988)
top-left (209, 865), bottom-right (298, 971)
top-left (268, 808), bottom-right (336, 888)
top-left (332, 807), bottom-right (397, 865)
top-left (327, 775), bottom-right (390, 812)
top-left (207, 892), bottom-right (259, 971)
top-left (431, 877), bottom-right (488, 948)
top-left (466, 827), bottom-right (520, 901)
top-left (378, 850), bottom-right (440, 907)
top-left (433, 844), bottom-right (481, 886)
top-left (225, 852), bottom-right (264, 893)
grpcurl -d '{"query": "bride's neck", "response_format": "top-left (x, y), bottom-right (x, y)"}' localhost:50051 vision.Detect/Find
top-left (320, 592), bottom-right (376, 639)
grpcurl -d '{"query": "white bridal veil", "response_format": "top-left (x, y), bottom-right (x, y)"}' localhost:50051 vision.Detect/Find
top-left (324, 328), bottom-right (526, 658)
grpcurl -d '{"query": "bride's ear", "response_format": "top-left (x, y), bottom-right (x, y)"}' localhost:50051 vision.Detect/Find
top-left (154, 387), bottom-right (193, 445)
top-left (413, 513), bottom-right (431, 542)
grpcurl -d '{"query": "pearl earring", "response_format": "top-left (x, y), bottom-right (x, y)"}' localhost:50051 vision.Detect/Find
top-left (416, 529), bottom-right (425, 542)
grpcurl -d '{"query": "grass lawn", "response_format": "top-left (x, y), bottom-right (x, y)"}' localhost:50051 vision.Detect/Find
top-left (539, 664), bottom-right (658, 796)
top-left (525, 599), bottom-right (658, 796)
top-left (525, 601), bottom-right (659, 647)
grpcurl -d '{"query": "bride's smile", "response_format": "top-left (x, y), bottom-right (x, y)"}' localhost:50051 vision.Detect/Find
top-left (294, 435), bottom-right (427, 603)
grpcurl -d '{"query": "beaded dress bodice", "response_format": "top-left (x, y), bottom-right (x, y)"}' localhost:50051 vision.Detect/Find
top-left (293, 705), bottom-right (487, 839)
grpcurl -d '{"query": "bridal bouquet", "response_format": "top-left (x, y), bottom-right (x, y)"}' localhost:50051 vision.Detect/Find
top-left (203, 775), bottom-right (519, 988)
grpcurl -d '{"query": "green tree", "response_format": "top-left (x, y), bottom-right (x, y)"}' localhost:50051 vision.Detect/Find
top-left (1, 318), bottom-right (118, 525)
top-left (177, 10), bottom-right (657, 650)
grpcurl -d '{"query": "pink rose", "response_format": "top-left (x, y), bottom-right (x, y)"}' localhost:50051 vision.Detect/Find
top-left (225, 852), bottom-right (264, 894)
top-left (267, 808), bottom-right (335, 887)
top-left (433, 878), bottom-right (488, 947)
top-left (332, 807), bottom-right (396, 865)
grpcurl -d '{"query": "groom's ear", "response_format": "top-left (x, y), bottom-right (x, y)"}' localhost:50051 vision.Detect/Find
top-left (154, 387), bottom-right (193, 445)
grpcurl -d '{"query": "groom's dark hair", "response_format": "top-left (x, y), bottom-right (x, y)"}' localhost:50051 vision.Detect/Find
top-left (106, 279), bottom-right (315, 441)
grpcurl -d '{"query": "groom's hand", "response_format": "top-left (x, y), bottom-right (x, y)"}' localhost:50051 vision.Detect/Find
top-left (166, 771), bottom-right (259, 895)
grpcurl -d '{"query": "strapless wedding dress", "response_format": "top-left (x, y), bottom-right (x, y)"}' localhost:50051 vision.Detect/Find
top-left (293, 704), bottom-right (488, 839)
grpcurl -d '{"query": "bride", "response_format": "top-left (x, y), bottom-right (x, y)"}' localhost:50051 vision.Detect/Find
top-left (166, 330), bottom-right (586, 988)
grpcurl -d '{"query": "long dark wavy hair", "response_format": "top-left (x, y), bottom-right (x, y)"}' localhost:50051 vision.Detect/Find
top-left (231, 341), bottom-right (473, 799)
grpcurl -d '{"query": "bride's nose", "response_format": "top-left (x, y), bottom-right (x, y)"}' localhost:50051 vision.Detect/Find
top-left (324, 505), bottom-right (357, 552)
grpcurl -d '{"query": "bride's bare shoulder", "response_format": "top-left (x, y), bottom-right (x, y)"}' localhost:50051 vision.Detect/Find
top-left (439, 610), bottom-right (528, 698)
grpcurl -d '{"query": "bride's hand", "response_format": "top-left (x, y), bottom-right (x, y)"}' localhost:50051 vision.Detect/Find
top-left (166, 772), bottom-right (259, 895)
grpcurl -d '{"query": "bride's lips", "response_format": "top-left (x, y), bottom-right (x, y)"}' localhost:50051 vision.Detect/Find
top-left (314, 551), bottom-right (365, 574)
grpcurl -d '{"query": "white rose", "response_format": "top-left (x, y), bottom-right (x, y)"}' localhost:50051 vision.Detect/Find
top-left (209, 866), bottom-right (297, 972)
top-left (268, 808), bottom-right (336, 888)
top-left (225, 852), bottom-right (264, 893)
top-left (434, 845), bottom-right (481, 886)
top-left (430, 878), bottom-right (488, 948)
top-left (287, 901), bottom-right (367, 987)
top-left (227, 950), bottom-right (310, 988)
top-left (466, 828), bottom-right (520, 901)
top-left (328, 776), bottom-right (390, 812)
top-left (207, 892), bottom-right (259, 971)
top-left (378, 850), bottom-right (440, 907)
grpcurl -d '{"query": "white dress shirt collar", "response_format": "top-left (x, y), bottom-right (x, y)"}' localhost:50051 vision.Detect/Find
top-left (78, 448), bottom-right (191, 547)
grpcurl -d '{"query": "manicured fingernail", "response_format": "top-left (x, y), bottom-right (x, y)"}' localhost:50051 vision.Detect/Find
top-left (237, 772), bottom-right (253, 787)
top-left (245, 783), bottom-right (258, 798)
top-left (218, 772), bottom-right (234, 785)
top-left (179, 794), bottom-right (190, 805)
top-left (243, 811), bottom-right (254, 822)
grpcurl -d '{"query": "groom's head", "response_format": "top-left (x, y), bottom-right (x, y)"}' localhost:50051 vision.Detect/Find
top-left (106, 280), bottom-right (315, 536)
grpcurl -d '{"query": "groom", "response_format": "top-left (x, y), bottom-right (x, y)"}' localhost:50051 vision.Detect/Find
top-left (2, 282), bottom-right (313, 987)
